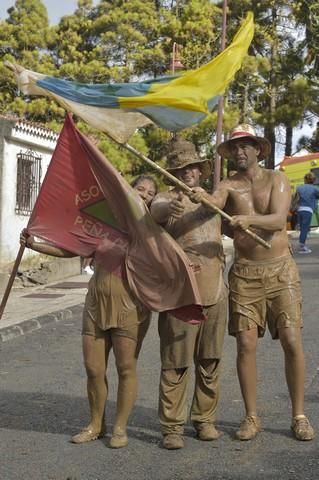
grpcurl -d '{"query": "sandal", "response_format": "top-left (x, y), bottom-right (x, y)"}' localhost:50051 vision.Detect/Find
top-left (71, 425), bottom-right (106, 444)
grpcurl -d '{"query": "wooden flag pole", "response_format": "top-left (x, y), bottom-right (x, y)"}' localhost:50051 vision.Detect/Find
top-left (214, 0), bottom-right (228, 190)
top-left (123, 142), bottom-right (271, 250)
top-left (0, 244), bottom-right (25, 320)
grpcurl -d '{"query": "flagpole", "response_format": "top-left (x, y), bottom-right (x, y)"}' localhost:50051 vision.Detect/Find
top-left (213, 0), bottom-right (227, 190)
top-left (123, 142), bottom-right (270, 249)
top-left (0, 244), bottom-right (25, 320)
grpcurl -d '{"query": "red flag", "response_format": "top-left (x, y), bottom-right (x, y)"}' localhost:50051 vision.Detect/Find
top-left (27, 115), bottom-right (128, 273)
top-left (27, 114), bottom-right (204, 322)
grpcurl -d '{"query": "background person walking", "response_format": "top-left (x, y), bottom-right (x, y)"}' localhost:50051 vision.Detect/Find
top-left (296, 172), bottom-right (319, 254)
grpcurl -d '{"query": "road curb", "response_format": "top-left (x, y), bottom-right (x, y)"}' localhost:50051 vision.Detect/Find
top-left (0, 303), bottom-right (84, 342)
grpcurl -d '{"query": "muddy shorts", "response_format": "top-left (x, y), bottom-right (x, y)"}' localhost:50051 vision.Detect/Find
top-left (228, 255), bottom-right (302, 339)
top-left (82, 310), bottom-right (150, 342)
top-left (81, 268), bottom-right (150, 342)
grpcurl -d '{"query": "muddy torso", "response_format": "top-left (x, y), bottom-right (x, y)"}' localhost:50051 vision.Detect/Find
top-left (152, 189), bottom-right (226, 305)
top-left (224, 170), bottom-right (290, 262)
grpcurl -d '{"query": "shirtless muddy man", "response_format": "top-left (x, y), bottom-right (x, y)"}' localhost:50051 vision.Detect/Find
top-left (193, 124), bottom-right (314, 441)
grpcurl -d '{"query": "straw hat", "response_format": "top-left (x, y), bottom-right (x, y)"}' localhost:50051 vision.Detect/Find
top-left (164, 137), bottom-right (211, 184)
top-left (217, 124), bottom-right (271, 161)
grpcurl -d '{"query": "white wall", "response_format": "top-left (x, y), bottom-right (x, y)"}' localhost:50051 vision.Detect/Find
top-left (0, 118), bottom-right (58, 266)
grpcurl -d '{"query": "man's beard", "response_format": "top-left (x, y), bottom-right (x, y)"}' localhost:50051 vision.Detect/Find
top-left (237, 163), bottom-right (248, 171)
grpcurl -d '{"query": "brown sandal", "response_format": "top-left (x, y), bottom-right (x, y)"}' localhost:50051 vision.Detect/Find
top-left (71, 426), bottom-right (106, 444)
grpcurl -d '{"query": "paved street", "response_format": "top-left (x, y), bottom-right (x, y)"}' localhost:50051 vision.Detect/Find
top-left (0, 235), bottom-right (318, 480)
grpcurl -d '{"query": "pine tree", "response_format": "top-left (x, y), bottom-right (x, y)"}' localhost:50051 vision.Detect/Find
top-left (226, 0), bottom-right (318, 168)
top-left (0, 0), bottom-right (63, 124)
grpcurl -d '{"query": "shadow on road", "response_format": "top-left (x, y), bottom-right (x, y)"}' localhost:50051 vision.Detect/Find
top-left (0, 390), bottom-right (159, 441)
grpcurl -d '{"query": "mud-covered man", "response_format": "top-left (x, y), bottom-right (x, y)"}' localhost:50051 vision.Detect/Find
top-left (151, 137), bottom-right (227, 449)
top-left (192, 124), bottom-right (314, 442)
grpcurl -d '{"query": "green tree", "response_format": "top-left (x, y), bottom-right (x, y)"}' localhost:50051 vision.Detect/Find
top-left (227, 0), bottom-right (319, 167)
top-left (86, 0), bottom-right (166, 80)
top-left (50, 0), bottom-right (106, 82)
top-left (0, 0), bottom-right (63, 124)
top-left (3, 0), bottom-right (318, 175)
top-left (160, 0), bottom-right (221, 69)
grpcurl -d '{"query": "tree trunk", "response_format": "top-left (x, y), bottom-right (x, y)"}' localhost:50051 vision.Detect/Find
top-left (264, 125), bottom-right (275, 169)
top-left (285, 125), bottom-right (293, 156)
top-left (264, 7), bottom-right (278, 170)
top-left (241, 83), bottom-right (249, 123)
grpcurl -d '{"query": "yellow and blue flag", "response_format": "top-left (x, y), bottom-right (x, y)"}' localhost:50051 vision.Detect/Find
top-left (7, 12), bottom-right (254, 143)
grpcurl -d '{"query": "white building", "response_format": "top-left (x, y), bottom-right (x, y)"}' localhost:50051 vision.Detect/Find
top-left (0, 115), bottom-right (59, 268)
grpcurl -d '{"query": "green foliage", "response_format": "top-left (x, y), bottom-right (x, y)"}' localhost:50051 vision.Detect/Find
top-left (0, 0), bottom-right (318, 174)
top-left (174, 0), bottom-right (221, 69)
top-left (225, 0), bottom-right (319, 162)
top-left (0, 0), bottom-right (57, 120)
top-left (76, 120), bottom-right (159, 182)
top-left (87, 0), bottom-right (167, 79)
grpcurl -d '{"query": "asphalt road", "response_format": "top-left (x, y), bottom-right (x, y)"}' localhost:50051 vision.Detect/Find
top-left (0, 236), bottom-right (319, 480)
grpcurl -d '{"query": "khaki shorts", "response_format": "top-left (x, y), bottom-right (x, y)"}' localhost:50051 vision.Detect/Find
top-left (158, 295), bottom-right (227, 369)
top-left (81, 268), bottom-right (149, 342)
top-left (228, 255), bottom-right (302, 339)
top-left (82, 311), bottom-right (150, 343)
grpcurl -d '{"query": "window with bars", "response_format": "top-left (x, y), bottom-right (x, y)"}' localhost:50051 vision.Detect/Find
top-left (15, 149), bottom-right (42, 215)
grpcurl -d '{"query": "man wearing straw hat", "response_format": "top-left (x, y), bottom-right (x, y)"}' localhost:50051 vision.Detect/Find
top-left (151, 137), bottom-right (227, 450)
top-left (192, 124), bottom-right (314, 442)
